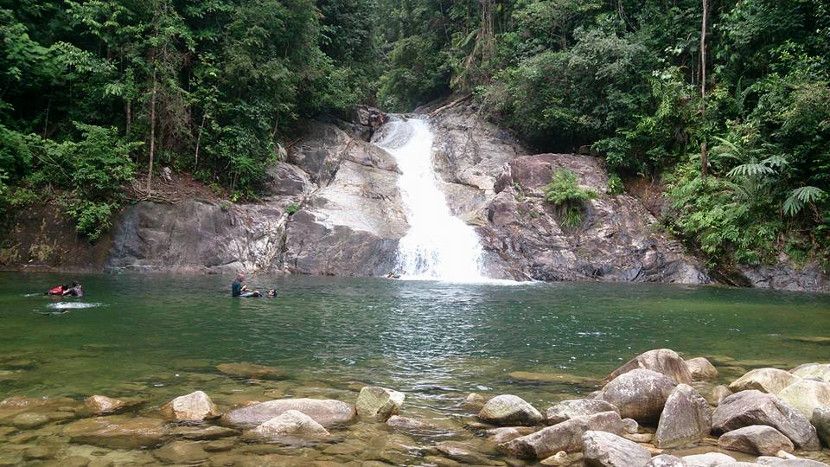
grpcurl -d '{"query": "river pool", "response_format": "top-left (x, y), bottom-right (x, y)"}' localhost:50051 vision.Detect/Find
top-left (0, 273), bottom-right (828, 464)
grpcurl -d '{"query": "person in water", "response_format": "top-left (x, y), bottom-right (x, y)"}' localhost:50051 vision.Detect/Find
top-left (47, 284), bottom-right (68, 295)
top-left (266, 289), bottom-right (277, 298)
top-left (231, 273), bottom-right (261, 298)
top-left (62, 282), bottom-right (84, 297)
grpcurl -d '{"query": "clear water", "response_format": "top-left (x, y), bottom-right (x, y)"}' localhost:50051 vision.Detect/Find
top-left (373, 118), bottom-right (487, 282)
top-left (1, 273), bottom-right (829, 463)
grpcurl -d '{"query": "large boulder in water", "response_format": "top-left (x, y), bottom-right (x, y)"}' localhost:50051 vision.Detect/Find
top-left (63, 416), bottom-right (169, 449)
top-left (545, 399), bottom-right (619, 425)
top-left (161, 391), bottom-right (220, 421)
top-left (582, 430), bottom-right (651, 467)
top-left (655, 384), bottom-right (712, 448)
top-left (728, 368), bottom-right (799, 394)
top-left (243, 410), bottom-right (330, 442)
top-left (604, 349), bottom-right (692, 385)
top-left (717, 425), bottom-right (795, 455)
top-left (686, 357), bottom-right (719, 382)
top-left (221, 398), bottom-right (356, 428)
top-left (711, 390), bottom-right (820, 450)
top-left (777, 379), bottom-right (830, 418)
top-left (355, 386), bottom-right (405, 421)
top-left (499, 411), bottom-right (625, 459)
top-left (599, 369), bottom-right (677, 423)
top-left (478, 394), bottom-right (543, 426)
top-left (791, 363), bottom-right (830, 382)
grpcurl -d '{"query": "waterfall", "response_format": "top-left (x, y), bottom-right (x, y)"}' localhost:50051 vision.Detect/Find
top-left (373, 117), bottom-right (487, 282)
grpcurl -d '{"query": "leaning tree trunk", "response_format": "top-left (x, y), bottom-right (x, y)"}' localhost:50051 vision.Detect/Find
top-left (700, 0), bottom-right (709, 179)
top-left (147, 69), bottom-right (157, 193)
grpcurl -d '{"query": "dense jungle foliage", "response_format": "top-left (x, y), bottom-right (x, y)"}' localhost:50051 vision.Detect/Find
top-left (1, 0), bottom-right (828, 270)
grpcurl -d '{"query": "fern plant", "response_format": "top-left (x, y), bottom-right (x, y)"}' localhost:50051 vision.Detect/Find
top-left (544, 169), bottom-right (597, 229)
top-left (783, 186), bottom-right (827, 217)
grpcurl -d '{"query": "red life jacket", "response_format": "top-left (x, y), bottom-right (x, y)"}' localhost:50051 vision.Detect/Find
top-left (48, 285), bottom-right (64, 295)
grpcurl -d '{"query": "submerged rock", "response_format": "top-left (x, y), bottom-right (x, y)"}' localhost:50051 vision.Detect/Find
top-left (545, 399), bottom-right (619, 425)
top-left (776, 379), bottom-right (830, 418)
top-left (161, 390), bottom-right (220, 421)
top-left (216, 362), bottom-right (284, 380)
top-left (355, 386), bottom-right (405, 421)
top-left (655, 384), bottom-right (712, 448)
top-left (582, 430), bottom-right (651, 467)
top-left (435, 441), bottom-right (497, 465)
top-left (62, 416), bottom-right (168, 449)
top-left (463, 393), bottom-right (488, 411)
top-left (478, 394), bottom-right (543, 426)
top-left (599, 368), bottom-right (677, 423)
top-left (170, 425), bottom-right (238, 441)
top-left (244, 410), bottom-right (330, 441)
top-left (84, 395), bottom-right (131, 415)
top-left (222, 398), bottom-right (356, 428)
top-left (728, 368), bottom-right (799, 394)
top-left (717, 425), bottom-right (795, 455)
top-left (711, 390), bottom-right (820, 450)
top-left (605, 349), bottom-right (693, 385)
top-left (153, 440), bottom-right (209, 465)
top-left (686, 358), bottom-right (719, 382)
top-left (499, 411), bottom-right (625, 459)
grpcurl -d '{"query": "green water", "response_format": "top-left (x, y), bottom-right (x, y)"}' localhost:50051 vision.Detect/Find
top-left (0, 273), bottom-right (829, 464)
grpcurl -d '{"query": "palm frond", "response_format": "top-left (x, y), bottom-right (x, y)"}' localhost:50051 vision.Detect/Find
top-left (783, 186), bottom-right (827, 216)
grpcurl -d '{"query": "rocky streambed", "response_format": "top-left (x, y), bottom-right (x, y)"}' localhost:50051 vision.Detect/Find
top-left (1, 350), bottom-right (829, 466)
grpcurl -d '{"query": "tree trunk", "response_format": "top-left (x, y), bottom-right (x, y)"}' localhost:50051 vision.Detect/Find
top-left (700, 0), bottom-right (709, 178)
top-left (194, 114), bottom-right (206, 169)
top-left (148, 69), bottom-right (157, 193)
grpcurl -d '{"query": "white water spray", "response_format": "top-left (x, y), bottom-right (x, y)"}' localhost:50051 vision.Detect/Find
top-left (373, 117), bottom-right (487, 282)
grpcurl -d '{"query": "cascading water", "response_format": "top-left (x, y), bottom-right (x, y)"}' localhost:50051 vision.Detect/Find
top-left (373, 117), bottom-right (487, 282)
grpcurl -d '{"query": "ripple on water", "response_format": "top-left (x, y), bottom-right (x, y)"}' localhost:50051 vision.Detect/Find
top-left (45, 302), bottom-right (102, 310)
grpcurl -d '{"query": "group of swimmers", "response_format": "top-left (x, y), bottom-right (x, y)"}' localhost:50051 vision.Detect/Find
top-left (231, 273), bottom-right (277, 298)
top-left (46, 282), bottom-right (84, 297)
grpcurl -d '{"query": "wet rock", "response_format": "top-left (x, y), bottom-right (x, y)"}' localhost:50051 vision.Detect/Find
top-left (478, 394), bottom-right (543, 426)
top-left (222, 398), bottom-right (356, 428)
top-left (84, 395), bottom-right (131, 415)
top-left (545, 399), bottom-right (619, 425)
top-left (812, 407), bottom-right (830, 447)
top-left (791, 363), bottom-right (830, 382)
top-left (599, 368), bottom-right (677, 423)
top-left (682, 452), bottom-right (737, 466)
top-left (656, 384), bottom-right (712, 448)
top-left (62, 416), bottom-right (168, 449)
top-left (605, 349), bottom-right (693, 385)
top-left (687, 358), bottom-right (719, 382)
top-left (648, 454), bottom-right (686, 466)
top-left (776, 379), bottom-right (830, 418)
top-left (22, 445), bottom-right (56, 460)
top-left (356, 386), bottom-right (405, 421)
top-left (170, 425), bottom-right (238, 440)
top-left (728, 368), bottom-right (799, 395)
top-left (11, 412), bottom-right (50, 429)
top-left (244, 410), bottom-right (330, 441)
top-left (153, 440), bottom-right (209, 465)
top-left (540, 451), bottom-right (584, 466)
top-left (711, 390), bottom-right (820, 450)
top-left (161, 390), bottom-right (220, 421)
top-left (582, 430), bottom-right (651, 467)
top-left (499, 410), bottom-right (625, 459)
top-left (463, 393), bottom-right (487, 411)
top-left (717, 425), bottom-right (794, 455)
top-left (507, 371), bottom-right (597, 386)
top-left (435, 441), bottom-right (497, 465)
top-left (486, 426), bottom-right (537, 443)
top-left (216, 362), bottom-right (284, 380)
top-left (204, 438), bottom-right (237, 452)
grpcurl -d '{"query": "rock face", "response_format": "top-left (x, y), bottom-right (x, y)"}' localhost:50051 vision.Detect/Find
top-left (582, 430), bottom-right (651, 467)
top-left (813, 406), bottom-right (830, 447)
top-left (355, 386), bottom-right (405, 421)
top-left (500, 411), bottom-right (625, 459)
top-left (777, 379), bottom-right (830, 418)
top-left (599, 369), bottom-right (677, 423)
top-left (686, 358), bottom-right (719, 382)
top-left (221, 398), bottom-right (356, 428)
top-left (717, 425), bottom-right (795, 455)
top-left (545, 399), bottom-right (619, 425)
top-left (728, 368), bottom-right (799, 395)
top-left (246, 410), bottom-right (330, 441)
top-left (655, 384), bottom-right (712, 448)
top-left (739, 261), bottom-right (829, 293)
top-left (791, 363), bottom-right (830, 382)
top-left (63, 416), bottom-right (168, 449)
top-left (605, 349), bottom-right (693, 385)
top-left (161, 391), bottom-right (220, 421)
top-left (478, 394), bottom-right (544, 426)
top-left (711, 390), bottom-right (820, 450)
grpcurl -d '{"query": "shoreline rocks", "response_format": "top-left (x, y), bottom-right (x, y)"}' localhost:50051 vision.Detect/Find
top-left (355, 386), bottom-right (405, 422)
top-left (161, 391), bottom-right (220, 421)
top-left (599, 369), bottom-right (677, 423)
top-left (478, 394), bottom-right (543, 426)
top-left (655, 384), bottom-right (712, 448)
top-left (221, 398), bottom-right (356, 428)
